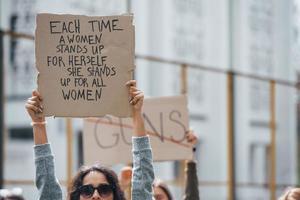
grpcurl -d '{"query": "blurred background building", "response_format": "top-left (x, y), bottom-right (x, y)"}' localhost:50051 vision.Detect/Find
top-left (0, 0), bottom-right (300, 199)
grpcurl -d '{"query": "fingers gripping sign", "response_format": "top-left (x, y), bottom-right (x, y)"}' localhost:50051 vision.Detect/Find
top-left (126, 80), bottom-right (144, 112)
top-left (186, 130), bottom-right (198, 147)
top-left (25, 90), bottom-right (45, 123)
top-left (185, 129), bottom-right (199, 159)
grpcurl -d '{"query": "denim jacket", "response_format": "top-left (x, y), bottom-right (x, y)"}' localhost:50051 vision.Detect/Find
top-left (34, 136), bottom-right (154, 200)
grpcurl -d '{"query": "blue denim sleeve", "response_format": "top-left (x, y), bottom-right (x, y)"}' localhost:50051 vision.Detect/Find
top-left (131, 136), bottom-right (155, 200)
top-left (34, 143), bottom-right (63, 200)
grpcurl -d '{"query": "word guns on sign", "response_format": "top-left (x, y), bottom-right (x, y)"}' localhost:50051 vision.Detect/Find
top-left (83, 95), bottom-right (193, 165)
top-left (89, 110), bottom-right (187, 148)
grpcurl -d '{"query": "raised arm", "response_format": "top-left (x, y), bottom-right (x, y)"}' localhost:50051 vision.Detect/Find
top-left (25, 90), bottom-right (47, 145)
top-left (25, 90), bottom-right (62, 200)
top-left (183, 129), bottom-right (200, 200)
top-left (126, 80), bottom-right (146, 137)
top-left (126, 80), bottom-right (154, 200)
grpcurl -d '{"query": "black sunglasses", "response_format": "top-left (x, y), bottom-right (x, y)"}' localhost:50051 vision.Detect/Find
top-left (77, 184), bottom-right (114, 198)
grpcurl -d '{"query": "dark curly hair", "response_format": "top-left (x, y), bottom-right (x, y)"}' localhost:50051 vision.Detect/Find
top-left (68, 164), bottom-right (126, 200)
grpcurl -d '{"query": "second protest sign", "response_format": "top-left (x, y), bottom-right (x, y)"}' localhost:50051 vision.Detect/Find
top-left (83, 95), bottom-right (193, 166)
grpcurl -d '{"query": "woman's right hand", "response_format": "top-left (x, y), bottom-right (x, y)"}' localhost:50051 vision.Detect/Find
top-left (25, 90), bottom-right (45, 122)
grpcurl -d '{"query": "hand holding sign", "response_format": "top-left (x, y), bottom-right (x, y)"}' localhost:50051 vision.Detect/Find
top-left (126, 80), bottom-right (144, 112)
top-left (185, 130), bottom-right (198, 147)
top-left (25, 90), bottom-right (45, 123)
top-left (126, 80), bottom-right (146, 138)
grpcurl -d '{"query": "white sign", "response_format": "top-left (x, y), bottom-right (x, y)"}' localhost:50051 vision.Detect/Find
top-left (83, 95), bottom-right (193, 165)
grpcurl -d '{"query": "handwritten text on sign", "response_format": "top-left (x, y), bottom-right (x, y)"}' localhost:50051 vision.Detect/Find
top-left (83, 95), bottom-right (193, 166)
top-left (35, 14), bottom-right (134, 117)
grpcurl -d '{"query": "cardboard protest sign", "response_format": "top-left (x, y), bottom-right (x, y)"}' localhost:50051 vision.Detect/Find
top-left (83, 95), bottom-right (193, 166)
top-left (35, 13), bottom-right (135, 117)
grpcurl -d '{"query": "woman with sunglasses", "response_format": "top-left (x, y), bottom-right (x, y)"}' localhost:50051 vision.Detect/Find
top-left (25, 80), bottom-right (154, 200)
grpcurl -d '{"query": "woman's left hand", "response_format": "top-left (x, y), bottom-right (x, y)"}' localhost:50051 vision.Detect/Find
top-left (126, 80), bottom-right (144, 112)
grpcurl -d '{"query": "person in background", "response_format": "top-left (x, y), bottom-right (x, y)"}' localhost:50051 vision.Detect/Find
top-left (153, 179), bottom-right (173, 200)
top-left (0, 188), bottom-right (25, 200)
top-left (25, 80), bottom-right (154, 200)
top-left (119, 166), bottom-right (133, 199)
top-left (119, 130), bottom-right (199, 200)
top-left (278, 187), bottom-right (300, 200)
top-left (152, 130), bottom-right (199, 200)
